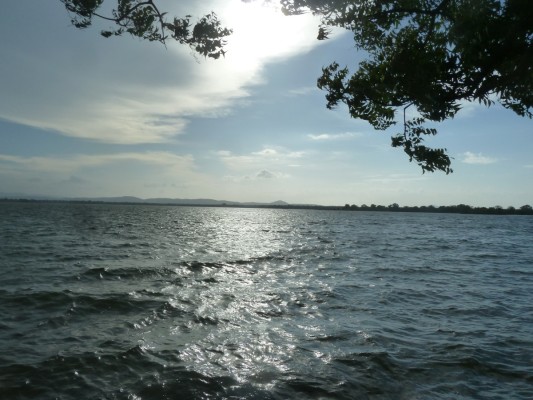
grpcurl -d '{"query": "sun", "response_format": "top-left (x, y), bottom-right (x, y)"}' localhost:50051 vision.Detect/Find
top-left (220, 0), bottom-right (319, 68)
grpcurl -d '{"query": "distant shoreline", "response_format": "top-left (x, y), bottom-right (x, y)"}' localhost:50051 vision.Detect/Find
top-left (1, 198), bottom-right (532, 216)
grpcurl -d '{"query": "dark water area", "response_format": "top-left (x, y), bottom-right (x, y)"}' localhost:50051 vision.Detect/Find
top-left (0, 202), bottom-right (532, 399)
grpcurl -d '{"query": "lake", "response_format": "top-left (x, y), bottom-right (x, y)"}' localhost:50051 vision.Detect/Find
top-left (0, 202), bottom-right (531, 399)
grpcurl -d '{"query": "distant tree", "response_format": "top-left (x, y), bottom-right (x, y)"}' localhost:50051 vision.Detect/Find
top-left (457, 204), bottom-right (473, 212)
top-left (519, 204), bottom-right (533, 214)
top-left (61, 0), bottom-right (231, 59)
top-left (281, 0), bottom-right (533, 173)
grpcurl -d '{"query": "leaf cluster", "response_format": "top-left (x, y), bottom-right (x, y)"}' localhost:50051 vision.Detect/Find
top-left (61, 0), bottom-right (232, 59)
top-left (391, 116), bottom-right (452, 174)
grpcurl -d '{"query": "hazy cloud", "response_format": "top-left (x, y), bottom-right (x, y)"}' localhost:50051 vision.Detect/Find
top-left (256, 170), bottom-right (275, 179)
top-left (224, 169), bottom-right (287, 182)
top-left (0, 152), bottom-right (196, 173)
top-left (63, 175), bottom-right (87, 185)
top-left (287, 86), bottom-right (316, 96)
top-left (363, 173), bottom-right (428, 184)
top-left (308, 132), bottom-right (362, 141)
top-left (219, 147), bottom-right (306, 171)
top-left (252, 148), bottom-right (279, 156)
top-left (454, 95), bottom-right (500, 118)
top-left (0, 151), bottom-right (210, 198)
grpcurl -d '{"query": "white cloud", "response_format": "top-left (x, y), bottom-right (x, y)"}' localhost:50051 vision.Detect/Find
top-left (308, 132), bottom-right (362, 141)
top-left (462, 151), bottom-right (498, 165)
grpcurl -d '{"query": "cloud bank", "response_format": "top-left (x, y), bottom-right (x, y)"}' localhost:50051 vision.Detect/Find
top-left (0, 1), bottom-right (322, 144)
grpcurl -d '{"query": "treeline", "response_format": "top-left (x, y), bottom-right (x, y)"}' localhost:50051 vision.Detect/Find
top-left (343, 203), bottom-right (533, 215)
top-left (1, 198), bottom-right (532, 215)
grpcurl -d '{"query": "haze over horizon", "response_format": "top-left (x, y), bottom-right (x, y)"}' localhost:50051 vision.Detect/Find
top-left (1, 1), bottom-right (532, 207)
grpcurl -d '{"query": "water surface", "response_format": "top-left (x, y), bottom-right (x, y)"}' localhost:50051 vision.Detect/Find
top-left (0, 202), bottom-right (531, 399)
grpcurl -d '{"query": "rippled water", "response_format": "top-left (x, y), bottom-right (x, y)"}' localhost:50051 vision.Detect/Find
top-left (0, 202), bottom-right (532, 399)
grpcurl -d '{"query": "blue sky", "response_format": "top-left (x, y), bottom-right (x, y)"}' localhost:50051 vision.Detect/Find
top-left (1, 0), bottom-right (532, 207)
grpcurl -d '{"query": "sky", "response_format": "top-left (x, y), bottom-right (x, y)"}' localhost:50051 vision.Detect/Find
top-left (1, 0), bottom-right (532, 207)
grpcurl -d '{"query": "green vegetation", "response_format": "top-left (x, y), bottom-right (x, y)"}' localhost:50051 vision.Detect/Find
top-left (343, 203), bottom-right (533, 215)
top-left (62, 1), bottom-right (533, 172)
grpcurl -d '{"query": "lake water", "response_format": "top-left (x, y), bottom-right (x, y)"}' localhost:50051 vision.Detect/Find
top-left (0, 202), bottom-right (531, 399)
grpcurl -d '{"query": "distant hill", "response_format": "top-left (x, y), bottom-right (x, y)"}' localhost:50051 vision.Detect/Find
top-left (0, 193), bottom-right (292, 207)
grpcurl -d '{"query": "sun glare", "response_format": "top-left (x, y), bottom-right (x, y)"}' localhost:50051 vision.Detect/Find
top-left (221, 1), bottom-right (318, 69)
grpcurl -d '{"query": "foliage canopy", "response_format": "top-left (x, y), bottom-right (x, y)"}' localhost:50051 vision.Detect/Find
top-left (63, 0), bottom-right (533, 173)
top-left (281, 0), bottom-right (533, 173)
